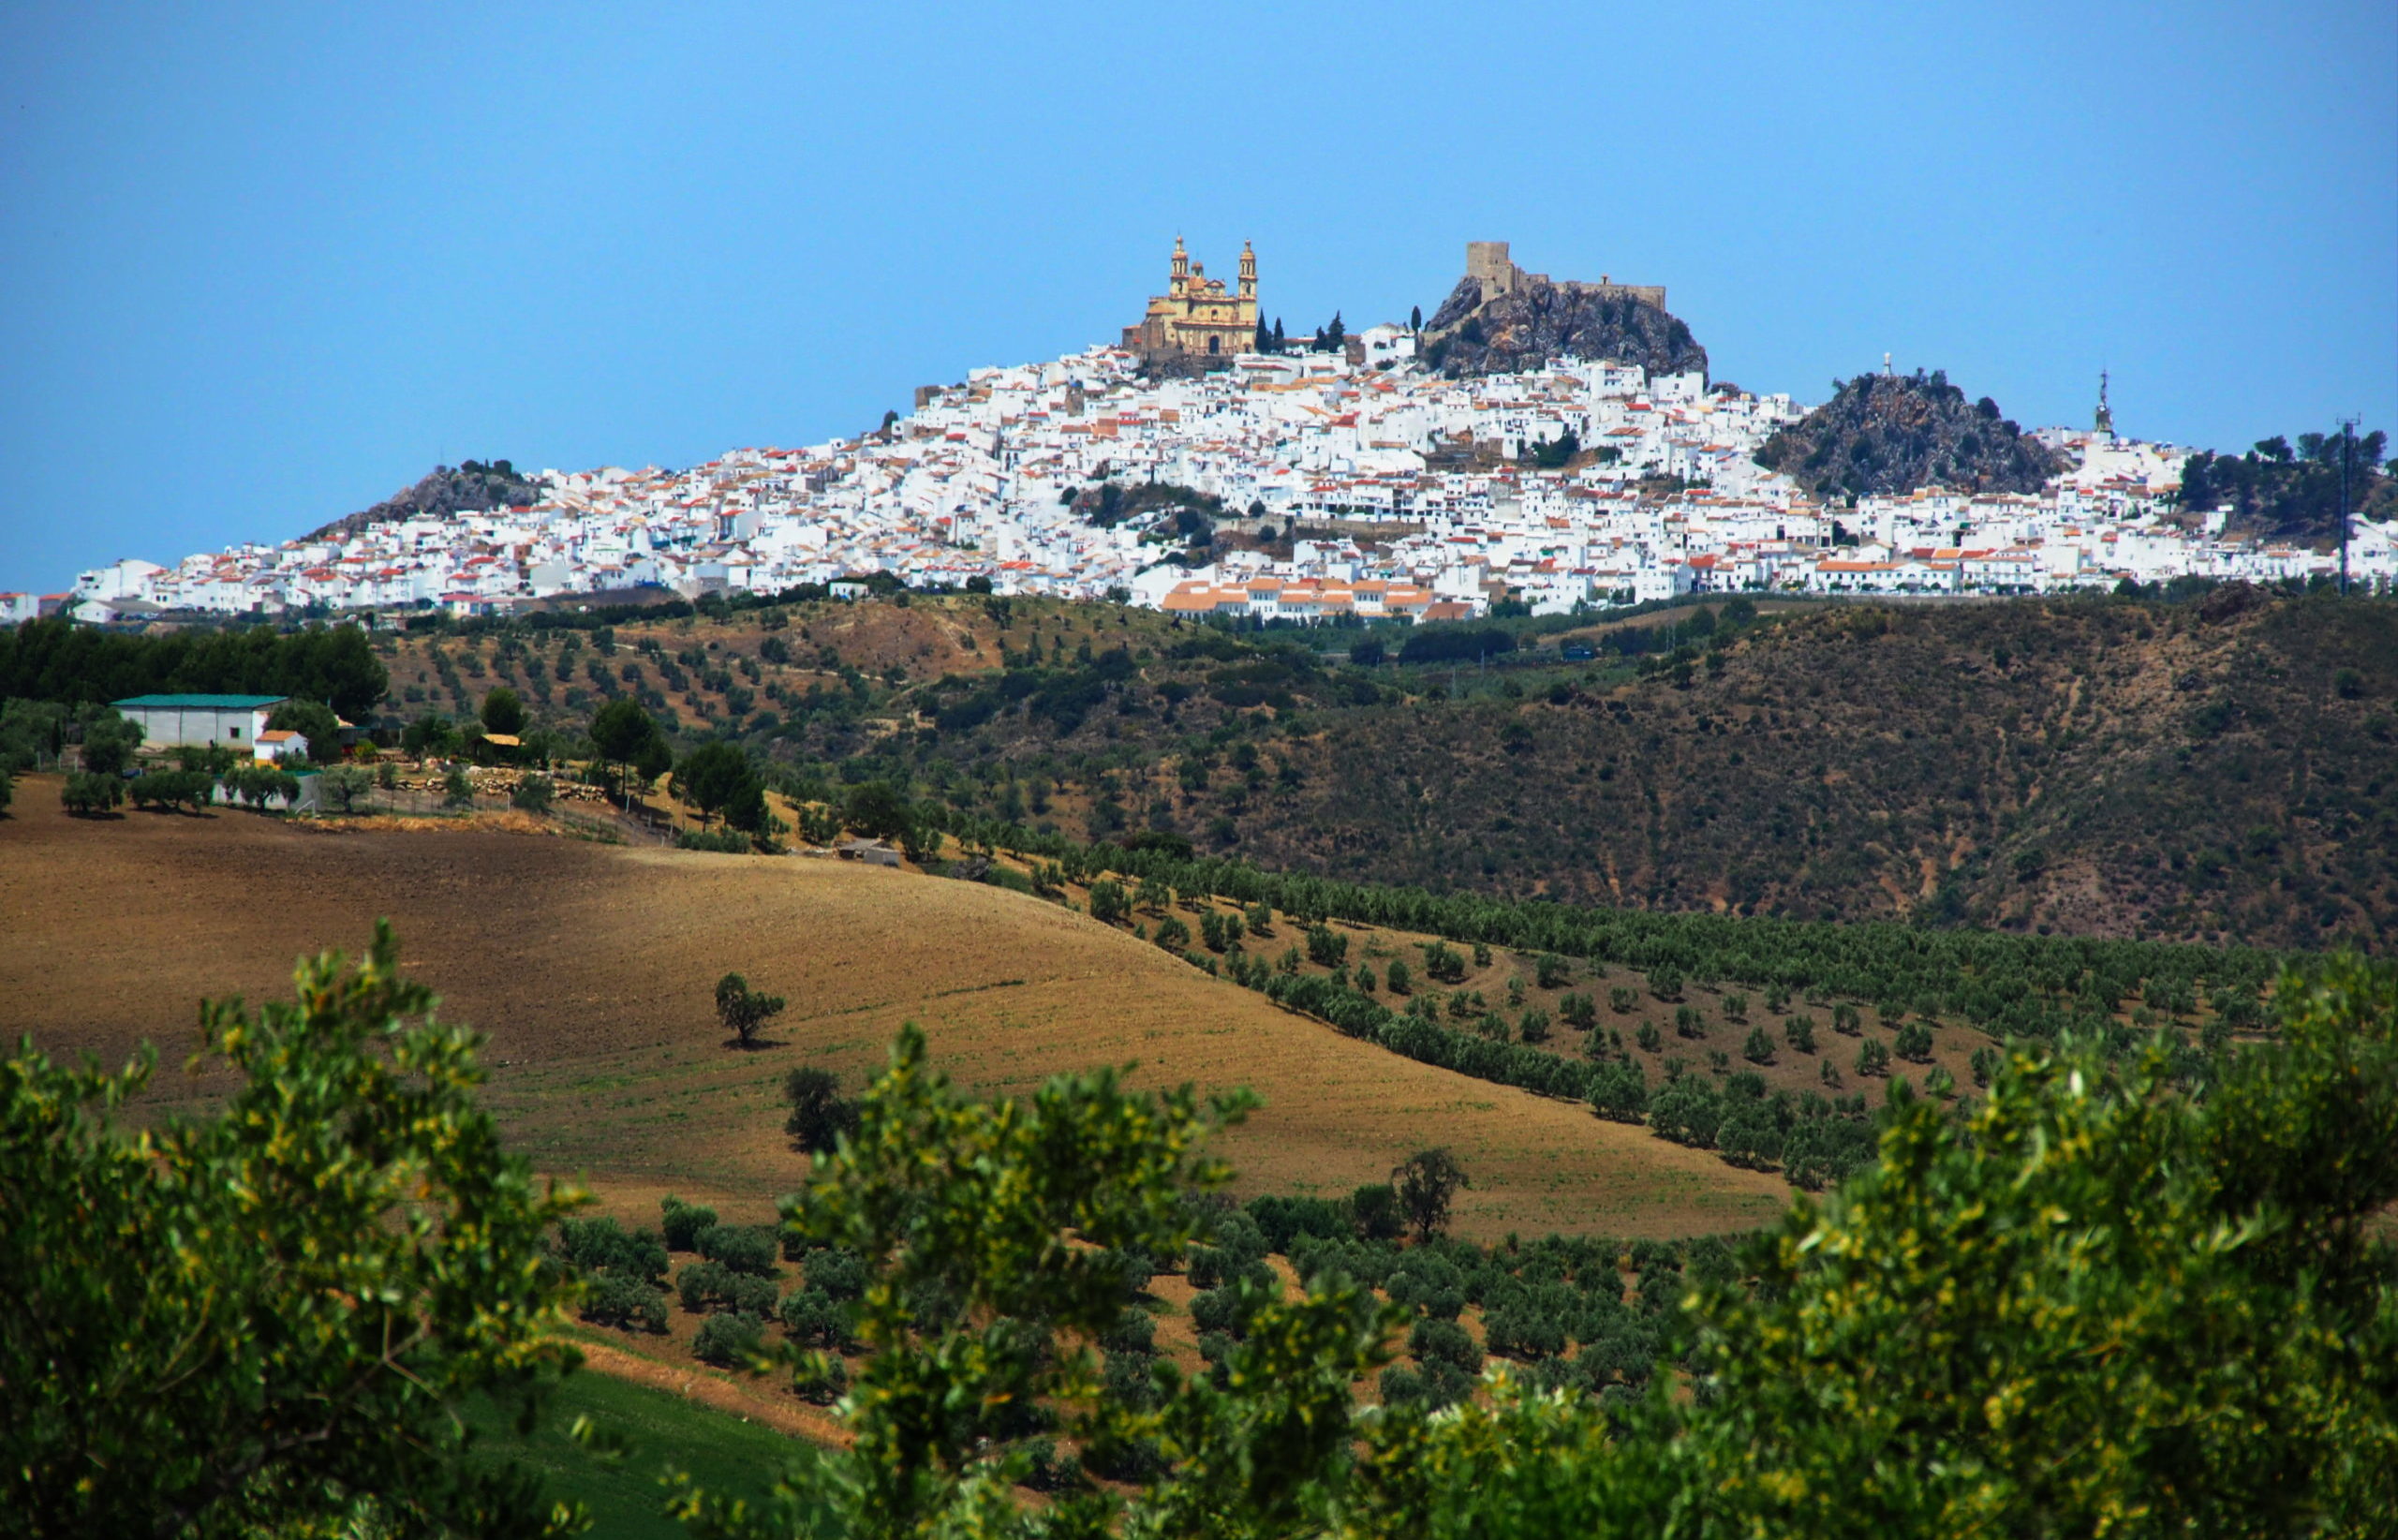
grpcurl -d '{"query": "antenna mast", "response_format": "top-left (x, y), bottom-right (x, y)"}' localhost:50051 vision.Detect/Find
top-left (2339, 417), bottom-right (2357, 596)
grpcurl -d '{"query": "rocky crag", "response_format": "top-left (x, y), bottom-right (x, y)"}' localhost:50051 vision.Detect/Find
top-left (307, 460), bottom-right (548, 541)
top-left (1420, 274), bottom-right (1709, 379)
top-left (1754, 370), bottom-right (2063, 499)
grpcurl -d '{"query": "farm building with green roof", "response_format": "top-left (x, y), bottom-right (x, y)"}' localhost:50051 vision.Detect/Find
top-left (111, 693), bottom-right (289, 750)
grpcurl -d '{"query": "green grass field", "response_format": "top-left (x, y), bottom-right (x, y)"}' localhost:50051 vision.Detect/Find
top-left (467, 1370), bottom-right (837, 1539)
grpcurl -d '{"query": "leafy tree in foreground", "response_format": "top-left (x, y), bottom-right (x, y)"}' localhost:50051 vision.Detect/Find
top-left (697, 1024), bottom-right (1389, 1540)
top-left (0, 924), bottom-right (583, 1538)
top-left (666, 957), bottom-right (2397, 1538)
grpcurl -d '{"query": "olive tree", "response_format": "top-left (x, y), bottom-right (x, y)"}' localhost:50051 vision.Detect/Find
top-left (0, 924), bottom-right (583, 1537)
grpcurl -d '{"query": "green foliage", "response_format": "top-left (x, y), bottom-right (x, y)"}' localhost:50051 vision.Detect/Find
top-left (692, 1311), bottom-right (767, 1369)
top-left (0, 616), bottom-right (388, 718)
top-left (61, 768), bottom-right (124, 816)
top-left (77, 705), bottom-right (143, 776)
top-left (714, 971), bottom-right (786, 1048)
top-left (265, 698), bottom-right (342, 763)
top-left (511, 773), bottom-right (555, 813)
top-left (1741, 1025), bottom-right (1777, 1065)
top-left (660, 1194), bottom-right (718, 1251)
top-left (750, 1023), bottom-right (1391, 1539)
top-left (318, 763), bottom-right (374, 813)
top-left (1306, 923), bottom-right (1350, 968)
top-left (1856, 1037), bottom-right (1891, 1077)
top-left (442, 764), bottom-right (476, 808)
top-left (480, 685), bottom-right (528, 736)
top-left (783, 1066), bottom-right (860, 1153)
top-left (1588, 1059), bottom-right (1650, 1123)
top-left (698, 1223), bottom-right (780, 1278)
top-left (0, 924), bottom-right (582, 1536)
top-left (674, 740), bottom-right (757, 826)
top-left (127, 768), bottom-right (213, 813)
top-left (1393, 1148), bottom-right (1471, 1241)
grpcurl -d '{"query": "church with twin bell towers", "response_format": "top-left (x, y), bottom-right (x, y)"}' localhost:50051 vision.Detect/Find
top-left (1123, 236), bottom-right (1257, 365)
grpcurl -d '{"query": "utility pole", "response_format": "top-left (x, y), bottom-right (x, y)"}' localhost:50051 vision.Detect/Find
top-left (2339, 417), bottom-right (2357, 596)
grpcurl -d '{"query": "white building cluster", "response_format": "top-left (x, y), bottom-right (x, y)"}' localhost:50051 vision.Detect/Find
top-left (64, 338), bottom-right (2397, 625)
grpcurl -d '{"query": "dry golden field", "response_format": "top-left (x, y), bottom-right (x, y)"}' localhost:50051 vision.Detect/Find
top-left (0, 779), bottom-right (1792, 1240)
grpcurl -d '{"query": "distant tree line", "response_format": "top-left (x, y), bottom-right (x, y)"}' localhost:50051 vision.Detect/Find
top-left (0, 617), bottom-right (388, 719)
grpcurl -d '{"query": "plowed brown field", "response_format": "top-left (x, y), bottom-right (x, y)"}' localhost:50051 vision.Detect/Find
top-left (0, 779), bottom-right (1788, 1238)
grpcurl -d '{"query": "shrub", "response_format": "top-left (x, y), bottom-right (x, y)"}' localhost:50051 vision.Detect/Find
top-left (1561, 992), bottom-right (1598, 1029)
top-left (697, 1223), bottom-right (778, 1278)
top-left (1609, 986), bottom-right (1638, 1014)
top-left (677, 826), bottom-right (750, 853)
top-left (1535, 954), bottom-right (1573, 990)
top-left (1589, 1059), bottom-right (1650, 1123)
top-left (676, 1260), bottom-right (728, 1312)
top-left (578, 1270), bottom-right (669, 1333)
top-left (510, 775), bottom-right (555, 813)
top-left (660, 1195), bottom-right (717, 1251)
top-left (1649, 1076), bottom-right (1723, 1148)
top-left (1857, 1038), bottom-right (1892, 1077)
top-left (1833, 1002), bottom-right (1862, 1035)
top-left (555, 1217), bottom-right (669, 1285)
top-left (1410, 1316), bottom-right (1483, 1373)
top-left (1894, 1022), bottom-right (1936, 1062)
top-left (1650, 967), bottom-right (1683, 1000)
top-left (1188, 1287), bottom-right (1248, 1338)
top-left (1743, 1026), bottom-right (1778, 1065)
top-left (784, 1067), bottom-right (861, 1153)
top-left (1306, 924), bottom-right (1349, 968)
top-left (800, 1246), bottom-right (868, 1298)
top-left (1351, 1183), bottom-right (1403, 1241)
top-left (1517, 1008), bottom-right (1551, 1044)
top-left (1423, 942), bottom-right (1467, 985)
top-left (1636, 1022), bottom-right (1663, 1053)
top-left (692, 1311), bottom-right (765, 1368)
top-left (1785, 1014), bottom-right (1819, 1054)
top-left (1384, 959), bottom-right (1412, 995)
top-left (62, 770), bottom-right (124, 816)
top-left (1675, 1005), bottom-right (1707, 1039)
top-left (779, 1286), bottom-right (855, 1351)
top-left (1153, 914), bottom-right (1192, 950)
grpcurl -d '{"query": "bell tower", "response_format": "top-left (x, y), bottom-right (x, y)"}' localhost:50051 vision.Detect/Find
top-left (1169, 235), bottom-right (1190, 296)
top-left (1238, 240), bottom-right (1256, 300)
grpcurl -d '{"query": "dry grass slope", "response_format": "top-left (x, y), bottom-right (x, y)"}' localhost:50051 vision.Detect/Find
top-left (0, 786), bottom-right (1788, 1239)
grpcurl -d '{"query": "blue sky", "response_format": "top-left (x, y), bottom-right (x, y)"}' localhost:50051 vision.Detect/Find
top-left (2, 0), bottom-right (2391, 594)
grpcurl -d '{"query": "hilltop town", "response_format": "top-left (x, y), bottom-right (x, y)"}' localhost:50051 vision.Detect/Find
top-left (45, 241), bottom-right (2398, 626)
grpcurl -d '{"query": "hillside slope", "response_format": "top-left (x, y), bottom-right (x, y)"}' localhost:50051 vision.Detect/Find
top-left (355, 589), bottom-right (2394, 950)
top-left (1252, 595), bottom-right (2394, 946)
top-left (0, 792), bottom-right (1787, 1239)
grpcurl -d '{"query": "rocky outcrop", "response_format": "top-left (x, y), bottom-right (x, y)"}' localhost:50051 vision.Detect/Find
top-left (307, 460), bottom-right (548, 541)
top-left (1753, 371), bottom-right (2064, 498)
top-left (1420, 276), bottom-right (1710, 379)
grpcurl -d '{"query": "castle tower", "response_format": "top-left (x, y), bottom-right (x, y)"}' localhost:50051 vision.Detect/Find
top-left (1238, 240), bottom-right (1256, 300)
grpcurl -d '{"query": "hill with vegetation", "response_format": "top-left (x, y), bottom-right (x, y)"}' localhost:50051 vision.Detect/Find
top-left (305, 458), bottom-right (548, 540)
top-left (2177, 426), bottom-right (2393, 545)
top-left (10, 585), bottom-right (2390, 955)
top-left (1754, 369), bottom-right (2064, 498)
top-left (1421, 277), bottom-right (1709, 378)
top-left (451, 587), bottom-right (2376, 953)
